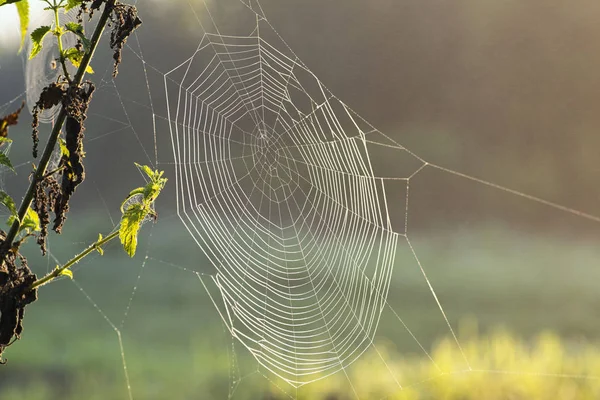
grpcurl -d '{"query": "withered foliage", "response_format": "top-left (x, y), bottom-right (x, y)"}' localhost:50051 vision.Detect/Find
top-left (31, 80), bottom-right (95, 253)
top-left (109, 3), bottom-right (142, 77)
top-left (31, 82), bottom-right (66, 158)
top-left (54, 83), bottom-right (95, 233)
top-left (0, 232), bottom-right (37, 364)
top-left (33, 175), bottom-right (61, 255)
top-left (0, 102), bottom-right (25, 139)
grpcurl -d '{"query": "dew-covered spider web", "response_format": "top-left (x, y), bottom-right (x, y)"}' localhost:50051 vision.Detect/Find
top-left (2, 0), bottom-right (600, 399)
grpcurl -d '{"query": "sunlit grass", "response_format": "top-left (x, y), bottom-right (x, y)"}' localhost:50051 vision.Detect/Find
top-left (266, 323), bottom-right (600, 399)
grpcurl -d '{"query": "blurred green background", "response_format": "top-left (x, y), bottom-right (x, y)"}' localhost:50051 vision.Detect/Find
top-left (1, 0), bottom-right (600, 399)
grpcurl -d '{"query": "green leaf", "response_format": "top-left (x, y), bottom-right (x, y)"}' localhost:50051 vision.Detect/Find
top-left (29, 25), bottom-right (51, 59)
top-left (15, 0), bottom-right (29, 53)
top-left (0, 0), bottom-right (30, 58)
top-left (0, 153), bottom-right (15, 172)
top-left (119, 164), bottom-right (167, 257)
top-left (137, 163), bottom-right (154, 178)
top-left (65, 0), bottom-right (83, 11)
top-left (57, 267), bottom-right (73, 279)
top-left (21, 207), bottom-right (40, 232)
top-left (0, 0), bottom-right (25, 6)
top-left (64, 22), bottom-right (90, 52)
top-left (63, 47), bottom-right (93, 74)
top-left (119, 204), bottom-right (145, 257)
top-left (96, 233), bottom-right (104, 255)
top-left (0, 191), bottom-right (17, 216)
top-left (8, 207), bottom-right (39, 233)
top-left (0, 137), bottom-right (13, 145)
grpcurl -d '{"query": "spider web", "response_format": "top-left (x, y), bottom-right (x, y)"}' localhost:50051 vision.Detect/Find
top-left (2, 0), bottom-right (600, 399)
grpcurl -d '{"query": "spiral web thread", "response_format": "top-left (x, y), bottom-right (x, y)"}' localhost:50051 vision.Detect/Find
top-left (167, 32), bottom-right (404, 386)
top-left (161, 0), bottom-right (600, 391)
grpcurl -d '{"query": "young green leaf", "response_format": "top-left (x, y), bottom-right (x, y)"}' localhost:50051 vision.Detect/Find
top-left (119, 203), bottom-right (145, 257)
top-left (135, 163), bottom-right (167, 202)
top-left (0, 191), bottom-right (17, 217)
top-left (56, 266), bottom-right (73, 279)
top-left (0, 0), bottom-right (25, 5)
top-left (138, 163), bottom-right (154, 178)
top-left (0, 153), bottom-right (15, 172)
top-left (21, 207), bottom-right (40, 232)
top-left (15, 0), bottom-right (29, 52)
top-left (63, 47), bottom-right (94, 73)
top-left (65, 0), bottom-right (83, 11)
top-left (119, 164), bottom-right (167, 257)
top-left (96, 233), bottom-right (104, 255)
top-left (0, 1), bottom-right (29, 51)
top-left (7, 207), bottom-right (40, 233)
top-left (64, 22), bottom-right (91, 51)
top-left (30, 25), bottom-right (52, 59)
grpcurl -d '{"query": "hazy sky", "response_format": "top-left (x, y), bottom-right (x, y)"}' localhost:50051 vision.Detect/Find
top-left (0, 2), bottom-right (45, 48)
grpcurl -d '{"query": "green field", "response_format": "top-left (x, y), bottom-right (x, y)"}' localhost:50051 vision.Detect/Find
top-left (1, 217), bottom-right (600, 399)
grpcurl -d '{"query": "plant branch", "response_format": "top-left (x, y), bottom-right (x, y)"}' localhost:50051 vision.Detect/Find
top-left (53, 2), bottom-right (70, 82)
top-left (29, 230), bottom-right (118, 290)
top-left (42, 165), bottom-right (65, 180)
top-left (0, 0), bottom-right (116, 266)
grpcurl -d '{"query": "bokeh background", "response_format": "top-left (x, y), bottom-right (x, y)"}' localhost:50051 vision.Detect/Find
top-left (1, 0), bottom-right (600, 399)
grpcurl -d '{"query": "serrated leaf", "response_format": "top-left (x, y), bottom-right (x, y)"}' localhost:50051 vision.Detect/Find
top-left (67, 58), bottom-right (94, 74)
top-left (119, 204), bottom-right (145, 257)
top-left (135, 162), bottom-right (154, 179)
top-left (0, 153), bottom-right (15, 172)
top-left (58, 267), bottom-right (73, 279)
top-left (0, 191), bottom-right (17, 216)
top-left (65, 0), bottom-right (83, 11)
top-left (0, 1), bottom-right (25, 6)
top-left (64, 22), bottom-right (90, 52)
top-left (119, 164), bottom-right (167, 257)
top-left (134, 163), bottom-right (167, 202)
top-left (64, 22), bottom-right (82, 33)
top-left (21, 207), bottom-right (40, 232)
top-left (29, 25), bottom-right (51, 59)
top-left (15, 0), bottom-right (29, 53)
top-left (63, 47), bottom-right (94, 74)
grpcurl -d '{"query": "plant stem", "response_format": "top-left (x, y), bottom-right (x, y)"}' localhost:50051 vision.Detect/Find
top-left (53, 2), bottom-right (70, 82)
top-left (42, 165), bottom-right (65, 180)
top-left (29, 230), bottom-right (119, 290)
top-left (0, 0), bottom-right (116, 266)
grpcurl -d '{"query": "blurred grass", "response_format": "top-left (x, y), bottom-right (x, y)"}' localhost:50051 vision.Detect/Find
top-left (1, 217), bottom-right (599, 399)
top-left (265, 325), bottom-right (600, 400)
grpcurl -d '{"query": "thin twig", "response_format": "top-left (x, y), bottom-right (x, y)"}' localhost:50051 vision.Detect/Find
top-left (29, 230), bottom-right (119, 290)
